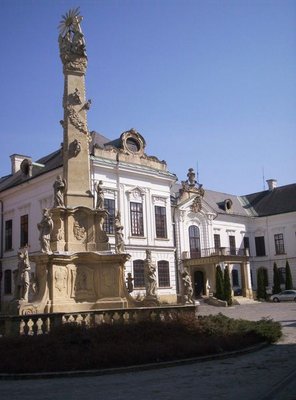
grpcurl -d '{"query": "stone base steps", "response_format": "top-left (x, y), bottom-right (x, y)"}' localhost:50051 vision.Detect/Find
top-left (233, 296), bottom-right (260, 305)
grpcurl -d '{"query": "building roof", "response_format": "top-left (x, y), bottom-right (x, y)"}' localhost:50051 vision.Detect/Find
top-left (204, 189), bottom-right (249, 217)
top-left (242, 184), bottom-right (296, 217)
top-left (172, 182), bottom-right (296, 218)
top-left (90, 131), bottom-right (111, 150)
top-left (0, 149), bottom-right (62, 193)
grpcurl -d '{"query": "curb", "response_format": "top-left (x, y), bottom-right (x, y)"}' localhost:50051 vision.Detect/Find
top-left (0, 342), bottom-right (269, 381)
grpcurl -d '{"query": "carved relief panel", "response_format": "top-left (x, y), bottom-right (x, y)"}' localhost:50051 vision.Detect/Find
top-left (54, 266), bottom-right (69, 298)
top-left (71, 265), bottom-right (95, 301)
top-left (100, 265), bottom-right (118, 298)
top-left (73, 210), bottom-right (88, 244)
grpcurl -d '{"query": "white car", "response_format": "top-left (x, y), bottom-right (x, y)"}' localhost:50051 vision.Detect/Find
top-left (270, 290), bottom-right (296, 302)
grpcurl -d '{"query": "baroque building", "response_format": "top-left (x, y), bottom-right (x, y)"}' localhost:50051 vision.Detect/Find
top-left (1, 10), bottom-right (296, 312)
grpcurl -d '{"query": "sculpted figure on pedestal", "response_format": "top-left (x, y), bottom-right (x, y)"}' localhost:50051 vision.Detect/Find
top-left (38, 209), bottom-right (54, 253)
top-left (126, 273), bottom-right (134, 293)
top-left (145, 250), bottom-right (157, 297)
top-left (114, 211), bottom-right (125, 254)
top-left (181, 269), bottom-right (194, 304)
top-left (187, 168), bottom-right (197, 187)
top-left (96, 180), bottom-right (104, 210)
top-left (58, 8), bottom-right (87, 73)
top-left (53, 175), bottom-right (66, 207)
top-left (14, 248), bottom-right (31, 302)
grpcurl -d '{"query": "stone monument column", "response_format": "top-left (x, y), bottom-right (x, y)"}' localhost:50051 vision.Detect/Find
top-left (59, 8), bottom-right (92, 208)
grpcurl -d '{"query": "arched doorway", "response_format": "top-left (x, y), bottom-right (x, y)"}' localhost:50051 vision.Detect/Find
top-left (194, 270), bottom-right (204, 298)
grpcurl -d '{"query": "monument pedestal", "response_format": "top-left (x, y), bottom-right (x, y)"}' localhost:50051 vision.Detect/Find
top-left (19, 252), bottom-right (131, 314)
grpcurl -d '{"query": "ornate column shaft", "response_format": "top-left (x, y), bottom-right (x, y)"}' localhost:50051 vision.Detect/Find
top-left (59, 8), bottom-right (92, 208)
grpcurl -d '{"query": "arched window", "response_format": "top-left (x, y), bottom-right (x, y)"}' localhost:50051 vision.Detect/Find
top-left (189, 225), bottom-right (201, 258)
top-left (4, 269), bottom-right (12, 295)
top-left (133, 260), bottom-right (145, 288)
top-left (158, 261), bottom-right (170, 287)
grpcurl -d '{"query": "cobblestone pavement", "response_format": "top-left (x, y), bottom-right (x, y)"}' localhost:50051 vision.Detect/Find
top-left (1, 302), bottom-right (296, 400)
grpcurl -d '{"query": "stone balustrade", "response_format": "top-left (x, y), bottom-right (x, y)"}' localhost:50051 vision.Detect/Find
top-left (0, 304), bottom-right (197, 337)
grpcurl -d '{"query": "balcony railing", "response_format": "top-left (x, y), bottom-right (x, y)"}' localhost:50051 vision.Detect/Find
top-left (0, 304), bottom-right (197, 337)
top-left (184, 247), bottom-right (249, 259)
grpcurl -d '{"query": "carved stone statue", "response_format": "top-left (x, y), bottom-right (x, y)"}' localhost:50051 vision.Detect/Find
top-left (114, 211), bottom-right (125, 254)
top-left (72, 139), bottom-right (81, 157)
top-left (179, 168), bottom-right (205, 204)
top-left (53, 175), bottom-right (66, 207)
top-left (190, 195), bottom-right (202, 213)
top-left (37, 209), bottom-right (54, 253)
top-left (14, 248), bottom-right (31, 302)
top-left (144, 250), bottom-right (157, 298)
top-left (58, 8), bottom-right (87, 72)
top-left (126, 273), bottom-right (134, 293)
top-left (181, 269), bottom-right (194, 304)
top-left (96, 180), bottom-right (104, 209)
top-left (187, 168), bottom-right (197, 187)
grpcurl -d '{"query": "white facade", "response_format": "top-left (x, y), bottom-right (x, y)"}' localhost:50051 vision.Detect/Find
top-left (90, 148), bottom-right (177, 303)
top-left (1, 164), bottom-right (62, 306)
top-left (248, 211), bottom-right (296, 292)
top-left (1, 8), bottom-right (295, 308)
top-left (1, 149), bottom-right (296, 308)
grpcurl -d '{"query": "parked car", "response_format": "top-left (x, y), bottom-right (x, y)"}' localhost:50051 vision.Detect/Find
top-left (270, 290), bottom-right (296, 302)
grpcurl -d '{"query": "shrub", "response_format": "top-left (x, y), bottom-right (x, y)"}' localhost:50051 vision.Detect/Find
top-left (224, 265), bottom-right (232, 305)
top-left (285, 260), bottom-right (293, 290)
top-left (197, 314), bottom-right (281, 343)
top-left (215, 265), bottom-right (224, 300)
top-left (257, 268), bottom-right (267, 300)
top-left (0, 315), bottom-right (282, 374)
top-left (273, 262), bottom-right (281, 294)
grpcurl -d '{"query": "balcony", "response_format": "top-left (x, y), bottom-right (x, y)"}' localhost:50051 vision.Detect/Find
top-left (182, 247), bottom-right (249, 266)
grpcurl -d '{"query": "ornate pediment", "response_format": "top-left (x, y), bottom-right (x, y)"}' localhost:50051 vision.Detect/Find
top-left (126, 186), bottom-right (146, 201)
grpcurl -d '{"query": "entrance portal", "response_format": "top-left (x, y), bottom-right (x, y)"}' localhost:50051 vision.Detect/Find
top-left (194, 270), bottom-right (204, 298)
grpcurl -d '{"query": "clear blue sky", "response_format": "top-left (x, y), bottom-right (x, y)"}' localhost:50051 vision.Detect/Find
top-left (1, 0), bottom-right (295, 195)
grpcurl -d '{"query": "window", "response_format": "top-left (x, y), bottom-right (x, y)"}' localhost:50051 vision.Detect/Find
top-left (274, 233), bottom-right (285, 255)
top-left (5, 219), bottom-right (13, 251)
top-left (229, 235), bottom-right (236, 255)
top-left (133, 260), bottom-right (145, 288)
top-left (103, 199), bottom-right (115, 234)
top-left (214, 234), bottom-right (221, 251)
top-left (158, 261), bottom-right (170, 287)
top-left (4, 270), bottom-right (12, 295)
top-left (155, 206), bottom-right (167, 238)
top-left (130, 202), bottom-right (144, 236)
top-left (255, 236), bottom-right (266, 256)
top-left (243, 236), bottom-right (250, 250)
top-left (189, 225), bottom-right (201, 258)
top-left (20, 214), bottom-right (28, 247)
top-left (126, 138), bottom-right (140, 152)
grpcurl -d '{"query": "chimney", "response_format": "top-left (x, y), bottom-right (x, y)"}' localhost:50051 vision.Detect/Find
top-left (266, 179), bottom-right (277, 191)
top-left (10, 154), bottom-right (31, 174)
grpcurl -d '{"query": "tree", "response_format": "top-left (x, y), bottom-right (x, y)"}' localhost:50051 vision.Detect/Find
top-left (223, 265), bottom-right (232, 306)
top-left (272, 262), bottom-right (281, 294)
top-left (215, 265), bottom-right (224, 300)
top-left (257, 268), bottom-right (267, 300)
top-left (285, 260), bottom-right (293, 290)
